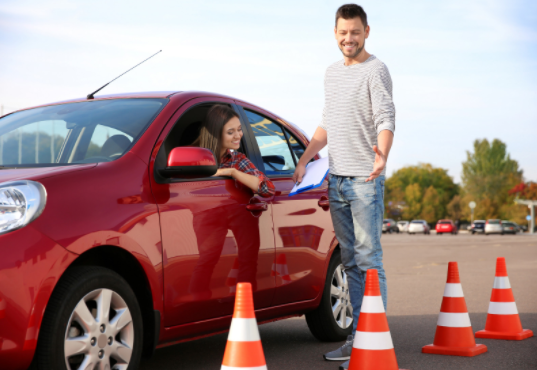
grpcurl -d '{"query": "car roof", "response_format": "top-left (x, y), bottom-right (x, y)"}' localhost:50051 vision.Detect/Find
top-left (4, 90), bottom-right (240, 114)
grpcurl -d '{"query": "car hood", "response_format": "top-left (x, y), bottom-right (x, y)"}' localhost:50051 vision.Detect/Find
top-left (0, 164), bottom-right (97, 184)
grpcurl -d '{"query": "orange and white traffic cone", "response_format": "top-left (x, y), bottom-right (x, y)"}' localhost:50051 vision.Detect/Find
top-left (226, 258), bottom-right (240, 294)
top-left (475, 257), bottom-right (533, 340)
top-left (271, 253), bottom-right (291, 285)
top-left (221, 282), bottom-right (267, 370)
top-left (422, 262), bottom-right (487, 356)
top-left (348, 269), bottom-right (408, 370)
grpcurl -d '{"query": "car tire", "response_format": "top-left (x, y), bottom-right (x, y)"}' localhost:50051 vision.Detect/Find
top-left (36, 266), bottom-right (143, 370)
top-left (306, 249), bottom-right (352, 342)
top-left (437, 232), bottom-right (442, 235)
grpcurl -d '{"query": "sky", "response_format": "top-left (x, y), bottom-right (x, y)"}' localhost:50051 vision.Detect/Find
top-left (1, 0), bottom-right (536, 183)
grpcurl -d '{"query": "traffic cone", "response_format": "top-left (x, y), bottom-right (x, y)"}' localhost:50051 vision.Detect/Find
top-left (475, 257), bottom-right (533, 340)
top-left (271, 253), bottom-right (291, 285)
top-left (221, 282), bottom-right (267, 370)
top-left (348, 269), bottom-right (408, 370)
top-left (422, 262), bottom-right (487, 356)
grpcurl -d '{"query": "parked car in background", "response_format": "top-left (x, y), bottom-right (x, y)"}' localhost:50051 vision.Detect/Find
top-left (469, 220), bottom-right (486, 234)
top-left (408, 220), bottom-right (430, 234)
top-left (485, 219), bottom-right (503, 235)
top-left (383, 219), bottom-right (399, 233)
top-left (0, 91), bottom-right (349, 370)
top-left (501, 221), bottom-right (518, 234)
top-left (397, 221), bottom-right (409, 233)
top-left (436, 219), bottom-right (458, 235)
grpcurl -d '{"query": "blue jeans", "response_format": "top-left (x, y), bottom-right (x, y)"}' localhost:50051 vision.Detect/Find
top-left (328, 174), bottom-right (388, 334)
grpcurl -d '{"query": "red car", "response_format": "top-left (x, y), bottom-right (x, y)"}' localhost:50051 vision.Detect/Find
top-left (435, 219), bottom-right (458, 235)
top-left (0, 91), bottom-right (351, 370)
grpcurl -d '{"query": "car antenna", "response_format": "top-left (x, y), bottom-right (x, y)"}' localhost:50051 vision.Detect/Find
top-left (86, 50), bottom-right (162, 100)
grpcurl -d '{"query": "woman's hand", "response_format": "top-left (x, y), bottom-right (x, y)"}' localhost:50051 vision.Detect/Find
top-left (213, 168), bottom-right (235, 177)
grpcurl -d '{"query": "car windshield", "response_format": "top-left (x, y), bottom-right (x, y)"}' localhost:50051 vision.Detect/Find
top-left (411, 220), bottom-right (422, 224)
top-left (0, 98), bottom-right (166, 167)
top-left (488, 220), bottom-right (500, 224)
top-left (503, 222), bottom-right (514, 226)
top-left (438, 221), bottom-right (451, 224)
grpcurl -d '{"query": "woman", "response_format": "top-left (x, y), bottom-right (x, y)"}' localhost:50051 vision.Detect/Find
top-left (188, 104), bottom-right (274, 299)
top-left (196, 104), bottom-right (275, 197)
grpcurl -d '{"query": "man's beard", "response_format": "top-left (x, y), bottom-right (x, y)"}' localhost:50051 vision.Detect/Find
top-left (339, 42), bottom-right (364, 58)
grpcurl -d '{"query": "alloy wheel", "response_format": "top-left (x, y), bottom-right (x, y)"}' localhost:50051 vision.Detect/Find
top-left (64, 288), bottom-right (134, 370)
top-left (330, 264), bottom-right (353, 329)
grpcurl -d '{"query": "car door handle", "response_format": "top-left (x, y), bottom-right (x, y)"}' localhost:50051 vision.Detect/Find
top-left (246, 202), bottom-right (268, 212)
top-left (318, 196), bottom-right (330, 210)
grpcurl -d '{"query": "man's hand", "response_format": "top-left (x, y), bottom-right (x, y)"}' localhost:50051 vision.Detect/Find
top-left (292, 163), bottom-right (307, 184)
top-left (365, 145), bottom-right (386, 182)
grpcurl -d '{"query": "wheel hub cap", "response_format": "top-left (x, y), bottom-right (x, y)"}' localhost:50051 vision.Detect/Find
top-left (64, 288), bottom-right (134, 370)
top-left (330, 264), bottom-right (353, 329)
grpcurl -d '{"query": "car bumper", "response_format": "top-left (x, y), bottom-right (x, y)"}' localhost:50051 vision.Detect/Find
top-left (0, 226), bottom-right (77, 370)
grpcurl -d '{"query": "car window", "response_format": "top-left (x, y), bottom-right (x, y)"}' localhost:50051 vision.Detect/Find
top-left (283, 127), bottom-right (306, 164)
top-left (245, 109), bottom-right (296, 175)
top-left (438, 221), bottom-right (451, 224)
top-left (83, 125), bottom-right (133, 160)
top-left (0, 99), bottom-right (166, 166)
top-left (488, 220), bottom-right (500, 224)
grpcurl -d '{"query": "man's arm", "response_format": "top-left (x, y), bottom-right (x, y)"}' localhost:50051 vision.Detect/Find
top-left (365, 129), bottom-right (393, 182)
top-left (292, 126), bottom-right (327, 183)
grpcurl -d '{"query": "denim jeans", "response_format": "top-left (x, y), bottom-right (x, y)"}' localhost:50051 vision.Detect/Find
top-left (328, 174), bottom-right (388, 334)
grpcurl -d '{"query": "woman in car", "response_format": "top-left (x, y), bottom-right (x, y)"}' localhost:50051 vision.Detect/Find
top-left (189, 104), bottom-right (275, 299)
top-left (195, 104), bottom-right (275, 197)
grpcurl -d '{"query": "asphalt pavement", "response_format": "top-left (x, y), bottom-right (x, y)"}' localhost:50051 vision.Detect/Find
top-left (140, 233), bottom-right (537, 370)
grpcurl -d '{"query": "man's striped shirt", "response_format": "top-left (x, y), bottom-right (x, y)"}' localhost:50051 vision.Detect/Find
top-left (319, 55), bottom-right (395, 177)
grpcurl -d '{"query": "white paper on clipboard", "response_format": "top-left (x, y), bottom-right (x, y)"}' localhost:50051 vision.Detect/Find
top-left (289, 157), bottom-right (329, 196)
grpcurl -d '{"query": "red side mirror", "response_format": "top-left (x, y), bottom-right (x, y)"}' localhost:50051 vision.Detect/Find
top-left (159, 147), bottom-right (218, 178)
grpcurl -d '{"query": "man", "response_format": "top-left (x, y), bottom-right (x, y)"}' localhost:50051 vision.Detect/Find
top-left (292, 4), bottom-right (395, 370)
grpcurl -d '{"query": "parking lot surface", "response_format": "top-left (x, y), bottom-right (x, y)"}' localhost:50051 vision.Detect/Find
top-left (140, 233), bottom-right (537, 370)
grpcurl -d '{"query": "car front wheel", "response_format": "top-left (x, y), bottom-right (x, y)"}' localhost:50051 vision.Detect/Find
top-left (306, 249), bottom-right (353, 342)
top-left (36, 266), bottom-right (143, 370)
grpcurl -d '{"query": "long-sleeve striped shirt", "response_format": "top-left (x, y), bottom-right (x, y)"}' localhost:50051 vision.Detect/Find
top-left (319, 55), bottom-right (395, 177)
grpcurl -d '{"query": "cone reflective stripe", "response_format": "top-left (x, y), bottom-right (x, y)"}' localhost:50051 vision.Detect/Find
top-left (475, 257), bottom-right (533, 340)
top-left (348, 269), bottom-right (408, 370)
top-left (226, 258), bottom-right (240, 287)
top-left (271, 254), bottom-right (291, 284)
top-left (221, 283), bottom-right (267, 370)
top-left (422, 262), bottom-right (487, 357)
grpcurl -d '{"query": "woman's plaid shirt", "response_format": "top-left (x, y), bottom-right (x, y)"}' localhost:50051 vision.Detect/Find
top-left (220, 150), bottom-right (275, 198)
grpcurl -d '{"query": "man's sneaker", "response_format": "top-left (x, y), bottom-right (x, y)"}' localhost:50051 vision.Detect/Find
top-left (339, 359), bottom-right (350, 370)
top-left (323, 335), bottom-right (353, 361)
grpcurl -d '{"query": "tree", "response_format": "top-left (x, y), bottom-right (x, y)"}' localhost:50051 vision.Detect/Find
top-left (402, 183), bottom-right (422, 220)
top-left (385, 163), bottom-right (458, 221)
top-left (421, 186), bottom-right (440, 223)
top-left (462, 139), bottom-right (523, 219)
top-left (447, 195), bottom-right (462, 220)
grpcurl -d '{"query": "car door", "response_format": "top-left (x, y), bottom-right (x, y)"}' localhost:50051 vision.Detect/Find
top-left (236, 103), bottom-right (335, 306)
top-left (149, 97), bottom-right (276, 327)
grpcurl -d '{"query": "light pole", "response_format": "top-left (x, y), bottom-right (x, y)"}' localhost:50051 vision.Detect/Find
top-left (469, 201), bottom-right (476, 224)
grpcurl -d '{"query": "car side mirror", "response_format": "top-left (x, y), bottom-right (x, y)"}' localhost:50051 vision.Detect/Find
top-left (159, 147), bottom-right (218, 178)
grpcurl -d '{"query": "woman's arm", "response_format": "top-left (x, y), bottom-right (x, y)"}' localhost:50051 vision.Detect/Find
top-left (214, 168), bottom-right (260, 193)
top-left (214, 152), bottom-right (275, 197)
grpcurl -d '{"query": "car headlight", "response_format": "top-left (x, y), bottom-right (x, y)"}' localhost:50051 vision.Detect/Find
top-left (0, 180), bottom-right (47, 235)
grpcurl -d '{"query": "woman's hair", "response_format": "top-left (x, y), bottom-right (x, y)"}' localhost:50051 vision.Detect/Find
top-left (195, 104), bottom-right (239, 165)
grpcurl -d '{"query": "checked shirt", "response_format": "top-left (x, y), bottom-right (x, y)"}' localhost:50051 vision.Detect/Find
top-left (220, 150), bottom-right (275, 198)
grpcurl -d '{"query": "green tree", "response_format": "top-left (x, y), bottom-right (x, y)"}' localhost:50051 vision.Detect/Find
top-left (462, 139), bottom-right (522, 219)
top-left (385, 163), bottom-right (458, 220)
top-left (402, 183), bottom-right (422, 220)
top-left (421, 186), bottom-right (440, 223)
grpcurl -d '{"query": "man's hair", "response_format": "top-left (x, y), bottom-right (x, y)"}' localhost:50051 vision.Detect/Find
top-left (335, 4), bottom-right (368, 28)
top-left (196, 104), bottom-right (239, 165)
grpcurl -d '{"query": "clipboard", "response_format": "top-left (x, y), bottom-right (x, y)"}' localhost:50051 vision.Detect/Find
top-left (289, 157), bottom-right (329, 196)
